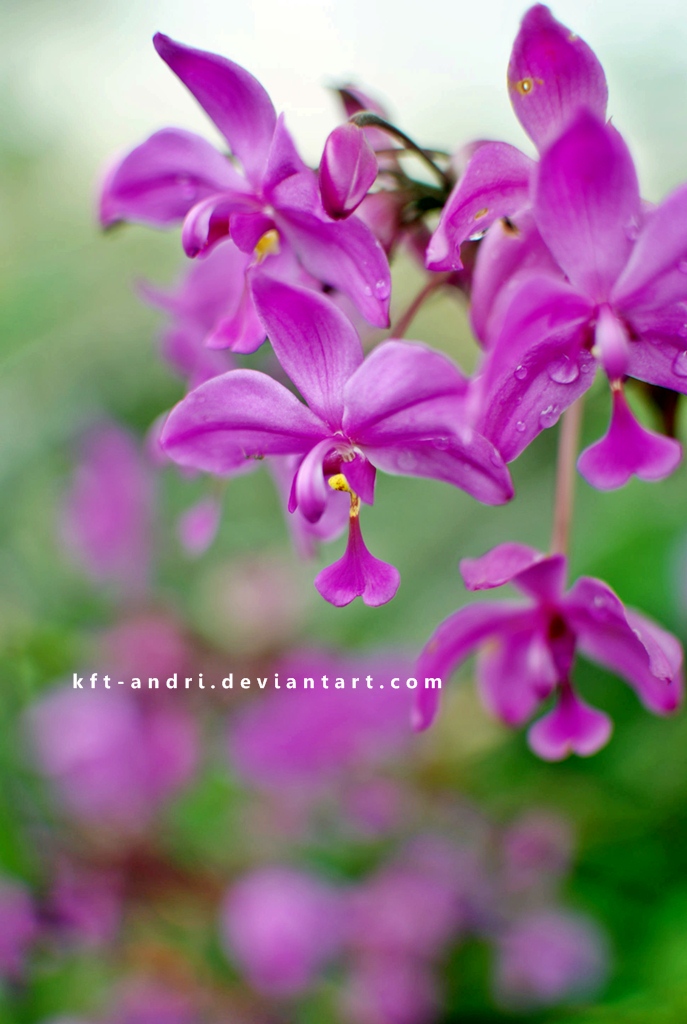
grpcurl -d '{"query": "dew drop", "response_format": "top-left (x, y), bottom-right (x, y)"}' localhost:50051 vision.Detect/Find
top-left (548, 356), bottom-right (580, 385)
top-left (490, 451), bottom-right (502, 466)
top-left (374, 278), bottom-right (390, 299)
top-left (679, 324), bottom-right (687, 339)
top-left (516, 420), bottom-right (526, 433)
top-left (433, 436), bottom-right (450, 451)
top-left (679, 260), bottom-right (687, 274)
top-left (672, 350), bottom-right (687, 377)
top-left (514, 364), bottom-right (528, 380)
top-left (624, 217), bottom-right (640, 241)
top-left (362, 284), bottom-right (372, 296)
top-left (539, 404), bottom-right (559, 428)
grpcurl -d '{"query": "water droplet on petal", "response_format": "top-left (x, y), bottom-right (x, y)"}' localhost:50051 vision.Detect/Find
top-left (433, 436), bottom-right (450, 451)
top-left (374, 278), bottom-right (390, 299)
top-left (516, 420), bottom-right (526, 433)
top-left (673, 350), bottom-right (687, 377)
top-left (548, 356), bottom-right (580, 384)
top-left (490, 451), bottom-right (502, 466)
top-left (539, 404), bottom-right (559, 428)
top-left (362, 284), bottom-right (372, 296)
top-left (515, 365), bottom-right (528, 380)
top-left (679, 260), bottom-right (687, 274)
top-left (679, 323), bottom-right (687, 339)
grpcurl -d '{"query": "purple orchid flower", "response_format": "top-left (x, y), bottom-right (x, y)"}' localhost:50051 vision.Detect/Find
top-left (415, 542), bottom-right (683, 760)
top-left (474, 111), bottom-right (687, 488)
top-left (426, 4), bottom-right (608, 271)
top-left (100, 34), bottom-right (391, 330)
top-left (160, 277), bottom-right (513, 606)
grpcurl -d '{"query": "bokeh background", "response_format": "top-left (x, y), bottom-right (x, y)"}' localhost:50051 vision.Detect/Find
top-left (2, 0), bottom-right (687, 1021)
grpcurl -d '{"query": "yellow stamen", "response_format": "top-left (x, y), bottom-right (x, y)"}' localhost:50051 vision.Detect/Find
top-left (328, 473), bottom-right (360, 517)
top-left (254, 229), bottom-right (280, 261)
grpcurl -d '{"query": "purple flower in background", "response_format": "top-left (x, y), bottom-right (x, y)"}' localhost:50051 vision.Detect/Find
top-left (161, 277), bottom-right (512, 606)
top-left (221, 867), bottom-right (345, 996)
top-left (0, 877), bottom-right (37, 979)
top-left (141, 240), bottom-right (261, 374)
top-left (501, 812), bottom-right (573, 896)
top-left (340, 957), bottom-right (438, 1024)
top-left (415, 543), bottom-right (683, 760)
top-left (427, 4), bottom-right (608, 271)
top-left (474, 112), bottom-right (687, 487)
top-left (29, 684), bottom-right (198, 832)
top-left (177, 497), bottom-right (222, 556)
top-left (100, 34), bottom-right (391, 330)
top-left (494, 909), bottom-right (608, 1009)
top-left (61, 424), bottom-right (154, 593)
top-left (106, 984), bottom-right (199, 1024)
top-left (228, 649), bottom-right (416, 793)
top-left (48, 861), bottom-right (122, 949)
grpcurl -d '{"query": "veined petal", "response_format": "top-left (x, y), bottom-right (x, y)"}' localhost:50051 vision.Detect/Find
top-left (153, 33), bottom-right (277, 186)
top-left (314, 514), bottom-right (400, 607)
top-left (343, 341), bottom-right (468, 440)
top-left (319, 123), bottom-right (378, 219)
top-left (99, 128), bottom-right (242, 228)
top-left (470, 210), bottom-right (561, 346)
top-left (414, 602), bottom-right (529, 730)
top-left (475, 276), bottom-right (594, 462)
top-left (181, 192), bottom-right (259, 258)
top-left (461, 543), bottom-right (545, 591)
top-left (508, 5), bottom-right (608, 150)
top-left (277, 207), bottom-right (391, 327)
top-left (528, 686), bottom-right (612, 761)
top-left (564, 577), bottom-right (683, 713)
top-left (577, 387), bottom-right (681, 490)
top-left (160, 369), bottom-right (327, 474)
top-left (534, 113), bottom-right (641, 302)
top-left (251, 276), bottom-right (363, 428)
top-left (363, 435), bottom-right (513, 506)
top-left (425, 143), bottom-right (534, 272)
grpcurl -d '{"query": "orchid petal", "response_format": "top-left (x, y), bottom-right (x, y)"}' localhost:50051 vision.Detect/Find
top-left (461, 543), bottom-right (545, 591)
top-left (343, 341), bottom-right (467, 440)
top-left (229, 212), bottom-right (276, 254)
top-left (99, 128), bottom-right (242, 228)
top-left (314, 514), bottom-right (400, 607)
top-left (270, 458), bottom-right (348, 559)
top-left (181, 192), bottom-right (259, 258)
top-left (594, 306), bottom-right (630, 381)
top-left (263, 114), bottom-right (310, 196)
top-left (623, 309), bottom-right (687, 394)
top-left (528, 686), bottom-right (612, 761)
top-left (320, 123), bottom-right (378, 219)
top-left (153, 33), bottom-right (276, 186)
top-left (339, 453), bottom-right (376, 505)
top-left (612, 183), bottom-right (687, 312)
top-left (295, 438), bottom-right (336, 523)
top-left (160, 369), bottom-right (327, 474)
top-left (514, 556), bottom-right (568, 602)
top-left (206, 277), bottom-right (266, 354)
top-left (564, 577), bottom-right (683, 714)
top-left (475, 276), bottom-right (594, 461)
top-left (470, 210), bottom-right (561, 346)
top-left (577, 387), bottom-right (681, 490)
top-left (508, 5), bottom-right (608, 150)
top-left (426, 143), bottom-right (534, 272)
top-left (414, 602), bottom-right (529, 730)
top-left (477, 624), bottom-right (558, 726)
top-left (251, 276), bottom-right (363, 427)
top-left (534, 113), bottom-right (641, 302)
top-left (277, 207), bottom-right (391, 327)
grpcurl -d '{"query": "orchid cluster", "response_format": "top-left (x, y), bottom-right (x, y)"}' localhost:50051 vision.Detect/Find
top-left (100, 3), bottom-right (686, 765)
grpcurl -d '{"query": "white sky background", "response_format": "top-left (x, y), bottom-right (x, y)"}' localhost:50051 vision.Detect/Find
top-left (3, 0), bottom-right (687, 198)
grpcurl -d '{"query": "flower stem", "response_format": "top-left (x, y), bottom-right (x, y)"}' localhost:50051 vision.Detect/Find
top-left (349, 112), bottom-right (454, 191)
top-left (550, 397), bottom-right (584, 556)
top-left (390, 275), bottom-right (448, 338)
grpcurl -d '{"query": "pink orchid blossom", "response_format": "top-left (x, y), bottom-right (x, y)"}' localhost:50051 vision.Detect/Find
top-left (415, 543), bottom-right (683, 760)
